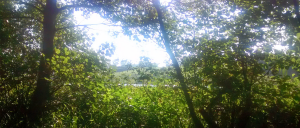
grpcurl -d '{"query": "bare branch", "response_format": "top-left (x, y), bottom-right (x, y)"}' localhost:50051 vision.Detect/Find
top-left (50, 84), bottom-right (65, 96)
top-left (18, 2), bottom-right (43, 13)
top-left (55, 23), bottom-right (121, 31)
top-left (254, 63), bottom-right (276, 84)
top-left (58, 4), bottom-right (101, 12)
top-left (55, 20), bottom-right (159, 31)
top-left (58, 4), bottom-right (121, 13)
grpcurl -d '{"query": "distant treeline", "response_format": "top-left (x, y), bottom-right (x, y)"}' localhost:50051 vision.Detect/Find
top-left (114, 62), bottom-right (299, 77)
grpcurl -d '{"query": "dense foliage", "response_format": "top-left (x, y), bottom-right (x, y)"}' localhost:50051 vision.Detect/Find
top-left (1, 0), bottom-right (300, 127)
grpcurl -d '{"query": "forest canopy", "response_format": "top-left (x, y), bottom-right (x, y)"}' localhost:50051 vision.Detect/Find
top-left (1, 0), bottom-right (300, 127)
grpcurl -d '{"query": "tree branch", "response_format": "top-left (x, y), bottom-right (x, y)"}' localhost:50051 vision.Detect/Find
top-left (55, 23), bottom-right (121, 31)
top-left (18, 2), bottom-right (43, 13)
top-left (153, 0), bottom-right (207, 128)
top-left (57, 3), bottom-right (122, 14)
top-left (59, 4), bottom-right (97, 12)
top-left (253, 62), bottom-right (276, 85)
top-left (56, 20), bottom-right (159, 31)
top-left (0, 16), bottom-right (43, 24)
top-left (58, 4), bottom-right (119, 13)
top-left (199, 109), bottom-right (219, 128)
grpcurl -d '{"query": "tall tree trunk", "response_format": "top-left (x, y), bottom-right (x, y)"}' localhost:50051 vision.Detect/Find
top-left (152, 0), bottom-right (204, 127)
top-left (237, 51), bottom-right (252, 128)
top-left (28, 0), bottom-right (58, 125)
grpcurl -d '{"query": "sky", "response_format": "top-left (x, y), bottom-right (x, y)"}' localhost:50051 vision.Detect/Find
top-left (73, 0), bottom-right (287, 67)
top-left (73, 0), bottom-right (172, 67)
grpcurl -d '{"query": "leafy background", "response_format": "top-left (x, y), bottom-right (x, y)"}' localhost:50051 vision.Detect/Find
top-left (1, 0), bottom-right (300, 127)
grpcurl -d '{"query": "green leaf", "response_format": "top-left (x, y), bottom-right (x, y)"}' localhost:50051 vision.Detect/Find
top-left (297, 33), bottom-right (300, 40)
top-left (64, 47), bottom-right (70, 55)
top-left (55, 49), bottom-right (60, 54)
top-left (63, 57), bottom-right (69, 64)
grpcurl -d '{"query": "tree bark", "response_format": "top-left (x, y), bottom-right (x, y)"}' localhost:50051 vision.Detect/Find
top-left (28, 0), bottom-right (58, 125)
top-left (237, 53), bottom-right (252, 128)
top-left (152, 0), bottom-right (204, 127)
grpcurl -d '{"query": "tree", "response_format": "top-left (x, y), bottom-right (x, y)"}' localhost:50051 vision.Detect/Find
top-left (152, 0), bottom-right (205, 127)
top-left (1, 0), bottom-right (300, 127)
top-left (0, 1), bottom-right (42, 126)
top-left (1, 0), bottom-right (122, 126)
top-left (113, 0), bottom-right (300, 127)
top-left (3, 0), bottom-right (122, 125)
